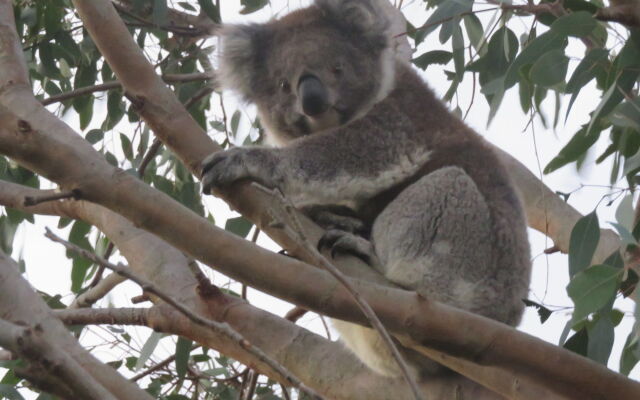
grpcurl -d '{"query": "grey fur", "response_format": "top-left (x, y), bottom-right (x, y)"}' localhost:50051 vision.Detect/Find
top-left (203, 0), bottom-right (531, 379)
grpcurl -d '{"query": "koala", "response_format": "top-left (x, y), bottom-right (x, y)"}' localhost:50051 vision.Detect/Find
top-left (202, 0), bottom-right (531, 379)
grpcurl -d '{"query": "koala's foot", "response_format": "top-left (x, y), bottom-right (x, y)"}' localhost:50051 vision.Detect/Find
top-left (318, 229), bottom-right (380, 267)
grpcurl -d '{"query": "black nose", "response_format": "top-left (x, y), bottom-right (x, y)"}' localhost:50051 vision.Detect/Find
top-left (298, 75), bottom-right (330, 116)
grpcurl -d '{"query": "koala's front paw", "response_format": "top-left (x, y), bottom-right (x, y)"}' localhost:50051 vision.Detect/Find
top-left (201, 148), bottom-right (278, 194)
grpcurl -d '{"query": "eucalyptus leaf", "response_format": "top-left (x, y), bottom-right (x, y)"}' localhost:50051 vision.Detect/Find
top-left (135, 331), bottom-right (164, 370)
top-left (550, 11), bottom-right (597, 38)
top-left (567, 264), bottom-right (622, 322)
top-left (412, 50), bottom-right (452, 70)
top-left (504, 31), bottom-right (568, 89)
top-left (587, 312), bottom-right (615, 364)
top-left (529, 49), bottom-right (569, 87)
top-left (175, 337), bottom-right (192, 380)
top-left (568, 211), bottom-right (600, 277)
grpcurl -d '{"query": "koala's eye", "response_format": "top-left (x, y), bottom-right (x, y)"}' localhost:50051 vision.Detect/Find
top-left (279, 79), bottom-right (291, 94)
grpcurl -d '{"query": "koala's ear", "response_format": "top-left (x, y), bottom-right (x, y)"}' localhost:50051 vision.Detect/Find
top-left (217, 24), bottom-right (269, 100)
top-left (315, 0), bottom-right (390, 37)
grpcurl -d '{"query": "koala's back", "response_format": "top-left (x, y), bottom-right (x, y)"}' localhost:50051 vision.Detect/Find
top-left (331, 63), bottom-right (531, 377)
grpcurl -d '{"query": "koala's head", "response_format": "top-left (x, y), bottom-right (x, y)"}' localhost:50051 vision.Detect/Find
top-left (218, 0), bottom-right (396, 144)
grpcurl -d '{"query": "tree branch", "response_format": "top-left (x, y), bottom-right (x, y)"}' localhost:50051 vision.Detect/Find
top-left (45, 229), bottom-right (324, 400)
top-left (55, 307), bottom-right (151, 326)
top-left (41, 72), bottom-right (214, 106)
top-left (0, 247), bottom-right (153, 399)
top-left (1, 101), bottom-right (637, 399)
top-left (0, 1), bottom-right (634, 399)
top-left (0, 318), bottom-right (120, 400)
top-left (595, 1), bottom-right (640, 29)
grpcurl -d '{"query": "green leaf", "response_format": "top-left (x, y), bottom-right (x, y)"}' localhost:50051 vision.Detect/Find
top-left (70, 242), bottom-right (92, 292)
top-left (529, 49), bottom-right (569, 87)
top-left (588, 69), bottom-right (639, 135)
top-left (175, 337), bottom-right (192, 380)
top-left (550, 11), bottom-right (597, 37)
top-left (0, 384), bottom-right (25, 400)
top-left (120, 133), bottom-right (133, 161)
top-left (230, 110), bottom-right (241, 136)
top-left (412, 50), bottom-right (452, 70)
top-left (522, 299), bottom-right (552, 323)
top-left (85, 129), bottom-right (104, 144)
top-left (463, 14), bottom-right (484, 53)
top-left (565, 48), bottom-right (609, 121)
top-left (620, 330), bottom-right (640, 375)
top-left (178, 2), bottom-right (196, 12)
top-left (544, 127), bottom-right (600, 174)
top-left (78, 95), bottom-right (94, 131)
top-left (504, 31), bottom-right (568, 89)
top-left (69, 220), bottom-right (91, 245)
top-left (43, 2), bottom-right (63, 34)
top-left (587, 312), bottom-right (615, 364)
top-left (38, 41), bottom-right (62, 79)
top-left (224, 217), bottom-right (253, 238)
top-left (104, 91), bottom-right (125, 131)
top-left (616, 194), bottom-right (635, 231)
top-left (416, 0), bottom-right (473, 43)
top-left (152, 0), bottom-right (168, 27)
top-left (518, 77), bottom-right (533, 113)
top-left (240, 0), bottom-right (269, 15)
top-left (609, 98), bottom-right (640, 131)
top-left (568, 211), bottom-right (600, 277)
top-left (135, 331), bottom-right (164, 370)
top-left (563, 327), bottom-right (588, 356)
top-left (567, 264), bottom-right (621, 322)
top-left (198, 0), bottom-right (220, 22)
top-left (452, 25), bottom-right (464, 79)
top-left (610, 222), bottom-right (637, 246)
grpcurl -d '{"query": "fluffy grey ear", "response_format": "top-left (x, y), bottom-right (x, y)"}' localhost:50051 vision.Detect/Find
top-left (217, 24), bottom-right (268, 100)
top-left (315, 0), bottom-right (391, 36)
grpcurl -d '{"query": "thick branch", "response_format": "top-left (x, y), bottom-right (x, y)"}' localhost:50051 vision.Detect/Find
top-left (0, 180), bottom-right (73, 216)
top-left (1, 103), bottom-right (637, 400)
top-left (45, 229), bottom-right (323, 400)
top-left (0, 318), bottom-right (118, 400)
top-left (0, 2), bottom-right (632, 399)
top-left (0, 248), bottom-right (153, 399)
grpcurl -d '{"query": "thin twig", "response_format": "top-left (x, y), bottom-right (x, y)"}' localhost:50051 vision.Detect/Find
top-left (41, 72), bottom-right (215, 106)
top-left (138, 139), bottom-right (163, 178)
top-left (258, 186), bottom-right (423, 400)
top-left (241, 370), bottom-right (259, 400)
top-left (318, 315), bottom-right (332, 341)
top-left (131, 353), bottom-right (176, 382)
top-left (89, 241), bottom-right (115, 288)
top-left (44, 228), bottom-right (323, 400)
top-left (23, 190), bottom-right (78, 206)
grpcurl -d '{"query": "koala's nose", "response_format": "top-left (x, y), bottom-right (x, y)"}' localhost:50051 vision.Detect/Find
top-left (298, 74), bottom-right (330, 117)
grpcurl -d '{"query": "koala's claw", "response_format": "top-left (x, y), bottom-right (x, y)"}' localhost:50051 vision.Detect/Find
top-left (312, 211), bottom-right (366, 234)
top-left (200, 150), bottom-right (249, 194)
top-left (318, 229), bottom-right (376, 265)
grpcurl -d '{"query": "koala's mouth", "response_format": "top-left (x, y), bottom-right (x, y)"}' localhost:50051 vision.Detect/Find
top-left (298, 107), bottom-right (349, 134)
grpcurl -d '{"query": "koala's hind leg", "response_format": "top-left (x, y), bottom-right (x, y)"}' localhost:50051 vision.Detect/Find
top-left (372, 166), bottom-right (495, 315)
top-left (333, 166), bottom-right (496, 378)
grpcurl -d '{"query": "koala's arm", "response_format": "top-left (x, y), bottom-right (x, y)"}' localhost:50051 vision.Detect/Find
top-left (202, 119), bottom-right (429, 208)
